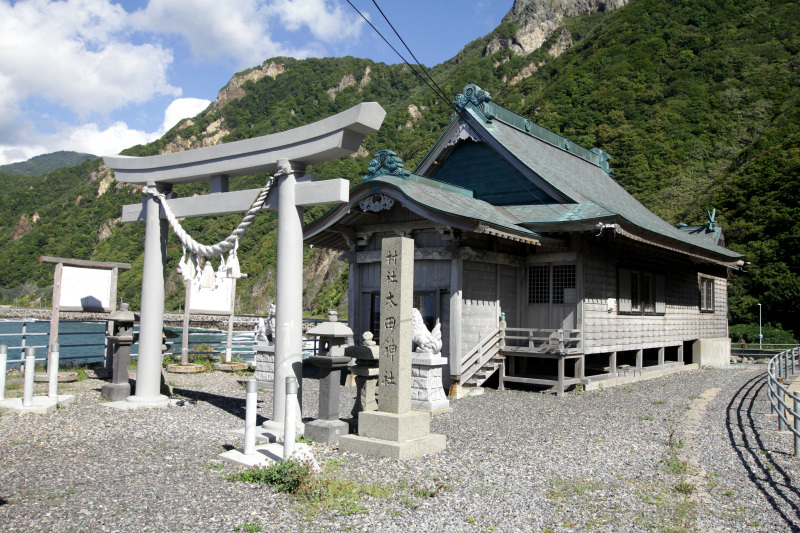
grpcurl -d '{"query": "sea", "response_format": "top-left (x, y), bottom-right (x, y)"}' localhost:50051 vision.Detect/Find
top-left (0, 318), bottom-right (261, 370)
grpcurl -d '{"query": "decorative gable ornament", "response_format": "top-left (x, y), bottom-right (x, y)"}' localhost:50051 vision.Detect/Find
top-left (453, 83), bottom-right (492, 112)
top-left (363, 149), bottom-right (410, 181)
top-left (359, 193), bottom-right (395, 213)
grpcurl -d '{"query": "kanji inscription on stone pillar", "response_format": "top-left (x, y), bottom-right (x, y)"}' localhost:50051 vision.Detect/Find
top-left (378, 237), bottom-right (414, 414)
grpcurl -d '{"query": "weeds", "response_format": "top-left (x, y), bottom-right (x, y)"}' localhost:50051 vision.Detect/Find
top-left (664, 455), bottom-right (689, 475)
top-left (228, 459), bottom-right (449, 518)
top-left (234, 520), bottom-right (262, 532)
top-left (674, 480), bottom-right (695, 495)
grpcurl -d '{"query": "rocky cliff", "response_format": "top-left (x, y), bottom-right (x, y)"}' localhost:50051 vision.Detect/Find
top-left (486, 0), bottom-right (628, 57)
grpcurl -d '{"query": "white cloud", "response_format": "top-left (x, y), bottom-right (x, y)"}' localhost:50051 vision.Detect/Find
top-left (0, 97), bottom-right (212, 164)
top-left (0, 0), bottom-right (180, 118)
top-left (131, 0), bottom-right (303, 67)
top-left (161, 98), bottom-right (212, 132)
top-left (271, 0), bottom-right (364, 43)
top-left (131, 0), bottom-right (364, 67)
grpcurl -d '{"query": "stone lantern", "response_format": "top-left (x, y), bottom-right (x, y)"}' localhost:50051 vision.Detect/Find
top-left (101, 303), bottom-right (137, 401)
top-left (304, 310), bottom-right (353, 443)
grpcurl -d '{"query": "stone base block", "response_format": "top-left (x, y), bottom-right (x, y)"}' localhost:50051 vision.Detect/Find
top-left (448, 384), bottom-right (484, 399)
top-left (357, 410), bottom-right (430, 442)
top-left (260, 419), bottom-right (305, 442)
top-left (0, 394), bottom-right (75, 414)
top-left (101, 382), bottom-right (131, 401)
top-left (411, 398), bottom-right (451, 411)
top-left (229, 427), bottom-right (277, 443)
top-left (166, 363), bottom-right (205, 374)
top-left (102, 395), bottom-right (173, 410)
top-left (693, 338), bottom-right (731, 369)
top-left (34, 372), bottom-right (77, 383)
top-left (338, 433), bottom-right (446, 460)
top-left (304, 419), bottom-right (350, 443)
top-left (219, 442), bottom-right (317, 469)
top-left (213, 362), bottom-right (247, 372)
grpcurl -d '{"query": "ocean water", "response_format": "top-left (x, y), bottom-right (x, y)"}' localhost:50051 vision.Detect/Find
top-left (0, 319), bottom-right (259, 369)
top-left (0, 319), bottom-right (320, 370)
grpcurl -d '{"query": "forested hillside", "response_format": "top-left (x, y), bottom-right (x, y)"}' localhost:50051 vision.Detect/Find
top-left (1, 0), bottom-right (797, 338)
top-left (0, 151), bottom-right (95, 176)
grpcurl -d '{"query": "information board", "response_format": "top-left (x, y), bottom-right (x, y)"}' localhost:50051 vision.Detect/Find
top-left (59, 266), bottom-right (114, 312)
top-left (190, 277), bottom-right (235, 315)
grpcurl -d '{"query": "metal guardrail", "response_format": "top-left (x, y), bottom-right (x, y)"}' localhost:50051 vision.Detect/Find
top-left (766, 345), bottom-right (800, 456)
top-left (0, 318), bottom-right (107, 364)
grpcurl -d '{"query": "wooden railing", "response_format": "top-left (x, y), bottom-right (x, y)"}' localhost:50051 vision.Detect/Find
top-left (458, 328), bottom-right (502, 385)
top-left (501, 327), bottom-right (581, 354)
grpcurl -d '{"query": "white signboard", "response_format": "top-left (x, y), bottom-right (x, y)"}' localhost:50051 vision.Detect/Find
top-left (59, 266), bottom-right (113, 312)
top-left (190, 277), bottom-right (235, 315)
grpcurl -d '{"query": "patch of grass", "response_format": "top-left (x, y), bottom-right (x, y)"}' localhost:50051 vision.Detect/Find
top-left (724, 489), bottom-right (734, 497)
top-left (638, 415), bottom-right (655, 421)
top-left (203, 463), bottom-right (224, 470)
top-left (228, 458), bottom-right (396, 517)
top-left (664, 455), bottom-right (689, 475)
top-left (466, 516), bottom-right (477, 524)
top-left (234, 520), bottom-right (262, 533)
top-left (547, 477), bottom-right (602, 502)
top-left (747, 521), bottom-right (761, 527)
top-left (652, 400), bottom-right (666, 405)
top-left (6, 382), bottom-right (22, 390)
top-left (228, 460), bottom-right (311, 494)
top-left (674, 479), bottom-right (695, 495)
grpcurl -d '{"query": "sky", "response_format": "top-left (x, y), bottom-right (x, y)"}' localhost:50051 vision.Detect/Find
top-left (0, 0), bottom-right (511, 165)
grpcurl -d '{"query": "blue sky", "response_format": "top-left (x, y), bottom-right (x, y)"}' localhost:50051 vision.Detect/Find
top-left (0, 0), bottom-right (510, 165)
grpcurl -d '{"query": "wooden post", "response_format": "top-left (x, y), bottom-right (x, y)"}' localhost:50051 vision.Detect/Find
top-left (557, 356), bottom-right (565, 397)
top-left (635, 349), bottom-right (643, 369)
top-left (677, 344), bottom-right (684, 363)
top-left (609, 351), bottom-right (617, 375)
top-left (47, 262), bottom-right (63, 377)
top-left (658, 347), bottom-right (665, 366)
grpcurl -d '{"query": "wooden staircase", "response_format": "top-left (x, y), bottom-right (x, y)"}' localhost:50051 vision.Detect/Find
top-left (449, 328), bottom-right (503, 398)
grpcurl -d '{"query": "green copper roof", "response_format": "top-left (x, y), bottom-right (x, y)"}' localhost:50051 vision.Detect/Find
top-left (360, 174), bottom-right (539, 238)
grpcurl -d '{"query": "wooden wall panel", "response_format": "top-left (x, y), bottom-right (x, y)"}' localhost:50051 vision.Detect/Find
top-left (582, 236), bottom-right (730, 354)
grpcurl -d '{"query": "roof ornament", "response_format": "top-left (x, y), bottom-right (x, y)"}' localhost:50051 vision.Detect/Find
top-left (363, 149), bottom-right (410, 181)
top-left (454, 84), bottom-right (492, 112)
top-left (706, 208), bottom-right (716, 231)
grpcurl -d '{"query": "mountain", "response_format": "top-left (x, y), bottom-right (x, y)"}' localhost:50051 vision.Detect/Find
top-left (1, 0), bottom-right (797, 336)
top-left (0, 151), bottom-right (96, 176)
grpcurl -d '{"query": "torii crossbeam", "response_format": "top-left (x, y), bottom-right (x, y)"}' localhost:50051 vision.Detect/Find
top-left (104, 103), bottom-right (386, 420)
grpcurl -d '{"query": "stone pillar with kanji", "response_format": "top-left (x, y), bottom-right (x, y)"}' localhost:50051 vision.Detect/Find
top-left (338, 236), bottom-right (446, 459)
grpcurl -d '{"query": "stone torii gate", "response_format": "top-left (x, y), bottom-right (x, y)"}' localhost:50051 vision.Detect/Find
top-left (104, 103), bottom-right (386, 423)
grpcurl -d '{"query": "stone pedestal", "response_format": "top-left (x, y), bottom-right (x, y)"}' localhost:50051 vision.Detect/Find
top-left (304, 356), bottom-right (351, 443)
top-left (253, 343), bottom-right (275, 389)
top-left (411, 353), bottom-right (450, 411)
top-left (346, 332), bottom-right (380, 418)
top-left (102, 306), bottom-right (136, 401)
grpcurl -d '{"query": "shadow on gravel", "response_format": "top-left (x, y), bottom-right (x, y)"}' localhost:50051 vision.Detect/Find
top-left (0, 497), bottom-right (7, 506)
top-left (172, 388), bottom-right (267, 425)
top-left (727, 373), bottom-right (800, 531)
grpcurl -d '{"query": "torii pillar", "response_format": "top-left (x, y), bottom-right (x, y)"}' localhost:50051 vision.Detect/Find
top-left (104, 103), bottom-right (386, 411)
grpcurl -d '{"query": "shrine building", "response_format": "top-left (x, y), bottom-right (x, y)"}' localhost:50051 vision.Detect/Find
top-left (304, 84), bottom-right (743, 396)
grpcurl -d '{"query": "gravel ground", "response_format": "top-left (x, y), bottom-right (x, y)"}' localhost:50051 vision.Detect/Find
top-left (1, 363), bottom-right (798, 532)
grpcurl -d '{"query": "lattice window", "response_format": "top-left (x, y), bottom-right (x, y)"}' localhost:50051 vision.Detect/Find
top-left (528, 265), bottom-right (550, 304)
top-left (700, 277), bottom-right (714, 312)
top-left (553, 265), bottom-right (577, 304)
